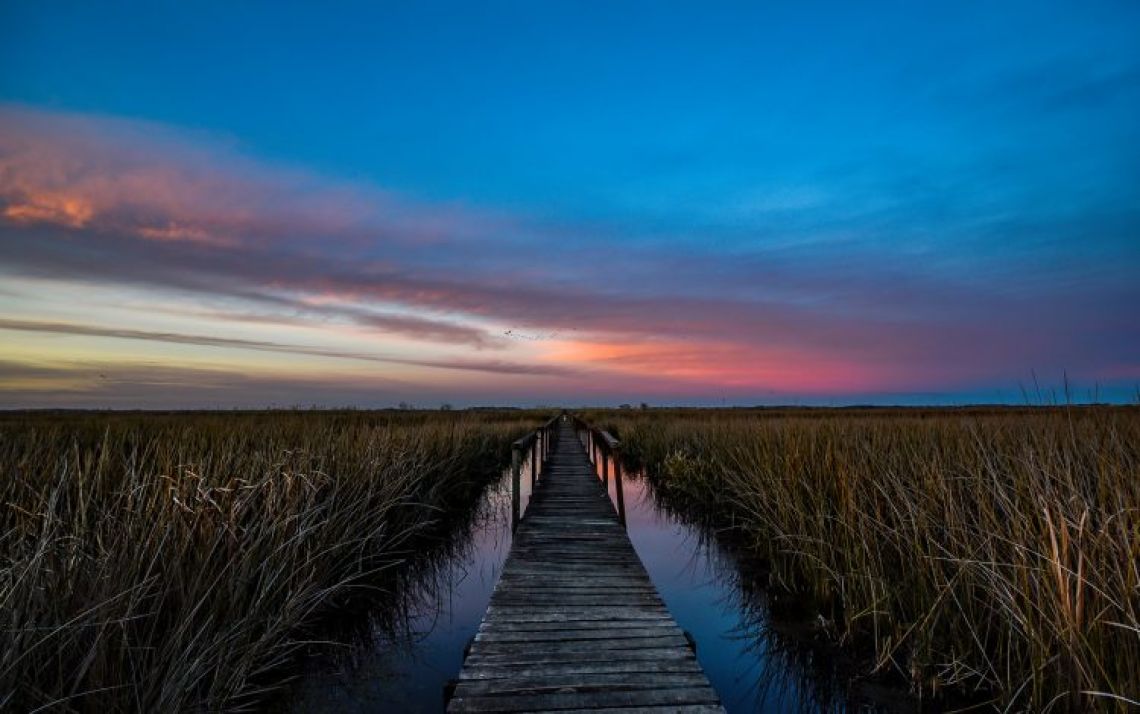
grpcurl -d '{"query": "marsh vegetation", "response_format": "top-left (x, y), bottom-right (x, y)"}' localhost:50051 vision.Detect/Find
top-left (0, 410), bottom-right (537, 712)
top-left (588, 406), bottom-right (1140, 711)
top-left (5, 406), bottom-right (1136, 712)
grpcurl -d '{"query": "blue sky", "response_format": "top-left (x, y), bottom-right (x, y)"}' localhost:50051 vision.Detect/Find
top-left (1, 1), bottom-right (1137, 406)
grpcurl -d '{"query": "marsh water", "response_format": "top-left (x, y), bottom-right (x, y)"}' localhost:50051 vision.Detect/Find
top-left (288, 447), bottom-right (863, 713)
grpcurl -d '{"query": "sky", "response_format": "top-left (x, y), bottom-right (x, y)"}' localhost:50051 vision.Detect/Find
top-left (1, 1), bottom-right (1138, 408)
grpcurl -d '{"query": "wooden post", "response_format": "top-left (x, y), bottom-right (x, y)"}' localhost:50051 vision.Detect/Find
top-left (614, 448), bottom-right (626, 527)
top-left (511, 446), bottom-right (521, 532)
top-left (602, 448), bottom-right (609, 488)
top-left (530, 437), bottom-right (537, 487)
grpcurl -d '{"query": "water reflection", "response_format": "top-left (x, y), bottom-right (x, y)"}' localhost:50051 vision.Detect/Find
top-left (610, 463), bottom-right (837, 712)
top-left (598, 455), bottom-right (909, 713)
top-left (289, 444), bottom-right (901, 713)
top-left (287, 457), bottom-right (537, 713)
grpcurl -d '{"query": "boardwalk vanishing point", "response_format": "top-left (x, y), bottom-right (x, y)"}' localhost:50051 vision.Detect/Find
top-left (446, 415), bottom-right (725, 713)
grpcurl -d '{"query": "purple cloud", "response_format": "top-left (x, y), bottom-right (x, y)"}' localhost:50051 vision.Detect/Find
top-left (1, 104), bottom-right (1136, 404)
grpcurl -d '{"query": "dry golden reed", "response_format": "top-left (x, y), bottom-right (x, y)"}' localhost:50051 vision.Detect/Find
top-left (595, 407), bottom-right (1139, 712)
top-left (0, 410), bottom-right (535, 712)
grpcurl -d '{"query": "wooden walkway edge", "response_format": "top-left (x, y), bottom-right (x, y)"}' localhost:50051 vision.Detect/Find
top-left (447, 416), bottom-right (724, 713)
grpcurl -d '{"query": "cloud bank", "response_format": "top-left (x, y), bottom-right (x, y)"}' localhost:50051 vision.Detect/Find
top-left (1, 104), bottom-right (1137, 406)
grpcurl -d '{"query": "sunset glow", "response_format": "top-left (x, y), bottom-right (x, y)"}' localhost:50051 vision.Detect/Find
top-left (2, 2), bottom-right (1138, 407)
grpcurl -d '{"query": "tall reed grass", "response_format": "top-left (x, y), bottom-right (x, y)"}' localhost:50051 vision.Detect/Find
top-left (0, 409), bottom-right (536, 712)
top-left (593, 407), bottom-right (1140, 711)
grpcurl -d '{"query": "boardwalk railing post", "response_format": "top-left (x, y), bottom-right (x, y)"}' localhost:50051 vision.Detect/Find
top-left (614, 445), bottom-right (626, 526)
top-left (530, 436), bottom-right (537, 487)
top-left (511, 446), bottom-right (521, 532)
top-left (574, 416), bottom-right (627, 526)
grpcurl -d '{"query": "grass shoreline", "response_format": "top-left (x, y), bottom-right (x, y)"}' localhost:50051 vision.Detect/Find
top-left (590, 406), bottom-right (1140, 712)
top-left (1, 410), bottom-right (542, 712)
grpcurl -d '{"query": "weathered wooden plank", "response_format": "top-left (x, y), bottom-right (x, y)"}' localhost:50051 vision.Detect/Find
top-left (461, 648), bottom-right (699, 667)
top-left (468, 636), bottom-right (691, 656)
top-left (497, 570), bottom-right (652, 581)
top-left (493, 586), bottom-right (660, 595)
top-left (458, 660), bottom-right (705, 680)
top-left (448, 687), bottom-right (721, 712)
top-left (474, 626), bottom-right (685, 643)
top-left (517, 707), bottom-right (725, 714)
top-left (482, 606), bottom-right (673, 622)
top-left (490, 594), bottom-right (664, 605)
top-left (452, 671), bottom-right (711, 695)
top-left (478, 620), bottom-right (680, 633)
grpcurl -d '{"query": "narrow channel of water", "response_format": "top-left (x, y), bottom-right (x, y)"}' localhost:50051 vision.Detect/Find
top-left (287, 459), bottom-right (536, 713)
top-left (593, 453), bottom-right (849, 713)
top-left (289, 444), bottom-right (858, 712)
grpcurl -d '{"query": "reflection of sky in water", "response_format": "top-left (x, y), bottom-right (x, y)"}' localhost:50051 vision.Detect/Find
top-left (601, 455), bottom-right (824, 713)
top-left (287, 456), bottom-right (535, 714)
top-left (291, 440), bottom-right (839, 713)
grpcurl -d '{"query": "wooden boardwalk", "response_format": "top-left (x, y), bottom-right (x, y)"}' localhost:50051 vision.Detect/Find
top-left (447, 417), bottom-right (724, 713)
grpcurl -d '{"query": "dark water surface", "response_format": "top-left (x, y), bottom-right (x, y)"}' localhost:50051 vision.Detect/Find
top-left (289, 449), bottom-right (848, 713)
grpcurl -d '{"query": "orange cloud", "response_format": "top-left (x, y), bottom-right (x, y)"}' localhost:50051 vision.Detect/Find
top-left (3, 192), bottom-right (94, 228)
top-left (136, 222), bottom-right (232, 246)
top-left (0, 107), bottom-right (285, 246)
top-left (0, 105), bottom-right (513, 252)
top-left (545, 336), bottom-right (890, 393)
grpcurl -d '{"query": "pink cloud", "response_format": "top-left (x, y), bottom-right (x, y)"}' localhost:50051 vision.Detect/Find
top-left (0, 104), bottom-right (510, 251)
top-left (1, 104), bottom-right (1135, 403)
